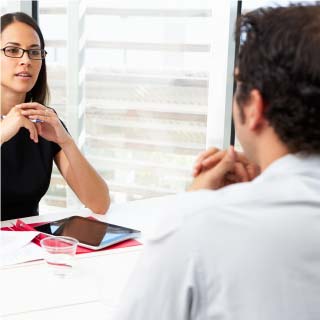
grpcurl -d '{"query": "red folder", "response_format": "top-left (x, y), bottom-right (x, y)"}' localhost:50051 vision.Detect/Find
top-left (2, 218), bottom-right (141, 254)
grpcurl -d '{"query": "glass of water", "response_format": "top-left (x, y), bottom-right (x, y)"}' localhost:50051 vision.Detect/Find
top-left (40, 236), bottom-right (79, 277)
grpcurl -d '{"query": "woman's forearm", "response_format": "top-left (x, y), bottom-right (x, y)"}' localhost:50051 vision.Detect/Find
top-left (57, 138), bottom-right (110, 214)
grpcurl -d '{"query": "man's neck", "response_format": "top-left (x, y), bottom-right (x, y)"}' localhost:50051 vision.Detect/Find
top-left (257, 139), bottom-right (290, 172)
top-left (1, 89), bottom-right (26, 115)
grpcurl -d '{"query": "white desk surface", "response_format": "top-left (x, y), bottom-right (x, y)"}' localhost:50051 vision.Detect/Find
top-left (0, 194), bottom-right (178, 320)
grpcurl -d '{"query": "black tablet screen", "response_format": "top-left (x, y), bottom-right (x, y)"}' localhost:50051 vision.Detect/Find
top-left (34, 216), bottom-right (140, 247)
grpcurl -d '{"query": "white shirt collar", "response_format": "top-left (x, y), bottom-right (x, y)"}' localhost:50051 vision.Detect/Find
top-left (254, 153), bottom-right (320, 183)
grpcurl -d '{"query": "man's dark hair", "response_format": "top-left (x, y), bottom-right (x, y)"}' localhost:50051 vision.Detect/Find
top-left (235, 3), bottom-right (320, 153)
top-left (1, 12), bottom-right (49, 105)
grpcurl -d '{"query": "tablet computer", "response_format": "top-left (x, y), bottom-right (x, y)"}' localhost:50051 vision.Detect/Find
top-left (34, 215), bottom-right (141, 250)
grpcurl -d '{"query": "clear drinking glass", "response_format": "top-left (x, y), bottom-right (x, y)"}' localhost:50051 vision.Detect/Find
top-left (40, 236), bottom-right (78, 277)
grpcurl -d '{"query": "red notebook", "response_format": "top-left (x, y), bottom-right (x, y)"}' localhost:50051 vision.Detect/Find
top-left (2, 218), bottom-right (141, 254)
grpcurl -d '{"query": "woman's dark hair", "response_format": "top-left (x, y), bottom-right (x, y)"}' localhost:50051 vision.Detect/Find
top-left (235, 3), bottom-right (320, 153)
top-left (1, 12), bottom-right (49, 105)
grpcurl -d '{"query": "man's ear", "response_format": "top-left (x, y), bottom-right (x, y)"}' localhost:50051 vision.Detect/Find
top-left (245, 89), bottom-right (266, 131)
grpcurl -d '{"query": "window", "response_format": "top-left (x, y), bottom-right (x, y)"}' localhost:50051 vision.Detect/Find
top-left (39, 0), bottom-right (214, 207)
top-left (2, 1), bottom-right (237, 208)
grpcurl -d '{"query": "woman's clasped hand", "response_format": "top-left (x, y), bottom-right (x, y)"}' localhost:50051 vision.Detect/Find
top-left (1, 102), bottom-right (71, 145)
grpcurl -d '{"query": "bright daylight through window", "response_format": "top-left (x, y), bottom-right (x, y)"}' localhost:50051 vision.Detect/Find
top-left (37, 0), bottom-right (214, 208)
top-left (0, 0), bottom-right (242, 209)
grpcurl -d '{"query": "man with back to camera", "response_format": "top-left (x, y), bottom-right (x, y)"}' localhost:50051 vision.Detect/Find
top-left (116, 3), bottom-right (320, 320)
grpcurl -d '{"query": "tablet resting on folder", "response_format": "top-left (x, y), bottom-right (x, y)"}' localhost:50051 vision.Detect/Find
top-left (34, 216), bottom-right (141, 250)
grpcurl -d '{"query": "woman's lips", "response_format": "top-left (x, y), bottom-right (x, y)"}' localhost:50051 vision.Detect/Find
top-left (15, 72), bottom-right (32, 80)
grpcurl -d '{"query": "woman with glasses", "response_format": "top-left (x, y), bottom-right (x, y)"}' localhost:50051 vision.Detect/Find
top-left (1, 12), bottom-right (110, 220)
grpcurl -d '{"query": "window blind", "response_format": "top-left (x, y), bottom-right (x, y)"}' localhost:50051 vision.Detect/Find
top-left (39, 0), bottom-right (213, 206)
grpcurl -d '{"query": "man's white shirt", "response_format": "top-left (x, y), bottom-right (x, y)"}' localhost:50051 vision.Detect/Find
top-left (116, 154), bottom-right (320, 320)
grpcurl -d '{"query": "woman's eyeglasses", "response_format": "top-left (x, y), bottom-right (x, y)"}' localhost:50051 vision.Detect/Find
top-left (1, 46), bottom-right (47, 60)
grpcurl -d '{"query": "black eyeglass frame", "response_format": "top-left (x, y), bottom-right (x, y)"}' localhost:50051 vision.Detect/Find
top-left (1, 46), bottom-right (47, 60)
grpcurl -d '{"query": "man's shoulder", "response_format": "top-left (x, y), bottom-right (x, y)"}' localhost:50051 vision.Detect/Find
top-left (146, 181), bottom-right (261, 242)
top-left (147, 163), bottom-right (320, 244)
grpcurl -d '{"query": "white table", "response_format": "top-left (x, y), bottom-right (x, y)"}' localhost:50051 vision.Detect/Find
top-left (0, 195), bottom-right (178, 320)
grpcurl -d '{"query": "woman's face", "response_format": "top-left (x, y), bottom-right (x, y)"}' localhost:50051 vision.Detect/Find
top-left (1, 21), bottom-right (42, 97)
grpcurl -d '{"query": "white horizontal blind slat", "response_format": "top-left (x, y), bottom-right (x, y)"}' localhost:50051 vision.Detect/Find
top-left (40, 7), bottom-right (212, 17)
